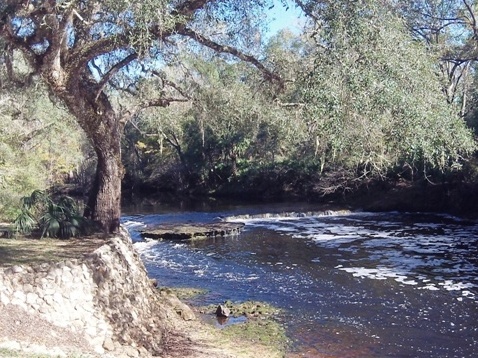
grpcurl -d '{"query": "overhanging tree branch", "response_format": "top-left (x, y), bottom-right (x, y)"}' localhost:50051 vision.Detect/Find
top-left (139, 97), bottom-right (189, 109)
top-left (68, 34), bottom-right (128, 82)
top-left (123, 96), bottom-right (189, 124)
top-left (463, 0), bottom-right (478, 38)
top-left (295, 0), bottom-right (318, 21)
top-left (173, 0), bottom-right (209, 17)
top-left (179, 27), bottom-right (284, 89)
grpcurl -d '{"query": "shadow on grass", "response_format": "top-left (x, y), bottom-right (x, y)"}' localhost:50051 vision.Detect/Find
top-left (0, 236), bottom-right (108, 267)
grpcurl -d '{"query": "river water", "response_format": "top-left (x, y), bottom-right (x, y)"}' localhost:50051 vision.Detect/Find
top-left (122, 201), bottom-right (478, 357)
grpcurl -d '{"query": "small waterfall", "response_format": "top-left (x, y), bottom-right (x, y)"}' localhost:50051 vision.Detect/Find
top-left (224, 209), bottom-right (352, 221)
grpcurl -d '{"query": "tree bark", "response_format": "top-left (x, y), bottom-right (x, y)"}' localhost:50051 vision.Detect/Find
top-left (64, 84), bottom-right (124, 234)
top-left (82, 109), bottom-right (123, 233)
top-left (85, 141), bottom-right (122, 233)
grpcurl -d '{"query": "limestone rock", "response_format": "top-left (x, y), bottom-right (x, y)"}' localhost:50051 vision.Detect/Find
top-left (123, 345), bottom-right (140, 357)
top-left (103, 337), bottom-right (115, 351)
top-left (12, 265), bottom-right (24, 274)
top-left (177, 303), bottom-right (196, 321)
top-left (0, 228), bottom-right (178, 357)
top-left (160, 293), bottom-right (196, 321)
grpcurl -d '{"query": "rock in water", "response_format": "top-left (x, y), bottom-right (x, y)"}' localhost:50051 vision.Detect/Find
top-left (216, 304), bottom-right (231, 318)
top-left (141, 222), bottom-right (245, 241)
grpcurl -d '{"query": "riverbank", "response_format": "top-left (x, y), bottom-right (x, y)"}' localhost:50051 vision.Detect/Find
top-left (122, 177), bottom-right (478, 221)
top-left (312, 178), bottom-right (478, 219)
top-left (2, 177), bottom-right (476, 357)
top-left (0, 230), bottom-right (286, 358)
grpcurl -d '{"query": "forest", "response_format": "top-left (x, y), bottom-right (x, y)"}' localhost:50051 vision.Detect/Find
top-left (1, 0), bottom-right (478, 233)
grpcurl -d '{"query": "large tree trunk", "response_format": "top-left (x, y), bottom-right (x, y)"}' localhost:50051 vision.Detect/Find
top-left (63, 84), bottom-right (124, 234)
top-left (83, 109), bottom-right (123, 233)
top-left (84, 142), bottom-right (122, 233)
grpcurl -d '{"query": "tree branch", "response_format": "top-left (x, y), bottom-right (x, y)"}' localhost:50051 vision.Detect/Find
top-left (94, 52), bottom-right (138, 101)
top-left (59, 9), bottom-right (75, 54)
top-left (294, 0), bottom-right (318, 21)
top-left (90, 58), bottom-right (103, 77)
top-left (122, 96), bottom-right (189, 124)
top-left (276, 100), bottom-right (305, 108)
top-left (463, 0), bottom-right (478, 38)
top-left (180, 27), bottom-right (284, 89)
top-left (67, 33), bottom-right (129, 83)
top-left (4, 43), bottom-right (14, 81)
top-left (138, 97), bottom-right (189, 110)
top-left (151, 70), bottom-right (192, 100)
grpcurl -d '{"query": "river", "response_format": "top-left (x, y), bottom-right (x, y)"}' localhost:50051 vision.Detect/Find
top-left (121, 201), bottom-right (478, 357)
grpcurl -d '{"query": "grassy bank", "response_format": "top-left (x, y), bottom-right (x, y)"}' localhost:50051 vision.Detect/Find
top-left (164, 287), bottom-right (290, 355)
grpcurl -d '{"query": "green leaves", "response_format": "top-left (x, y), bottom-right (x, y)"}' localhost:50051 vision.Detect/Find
top-left (0, 79), bottom-right (86, 221)
top-left (102, 0), bottom-right (182, 54)
top-left (14, 190), bottom-right (88, 239)
top-left (296, 0), bottom-right (476, 179)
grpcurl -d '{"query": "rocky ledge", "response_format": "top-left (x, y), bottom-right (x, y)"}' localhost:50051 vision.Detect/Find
top-left (141, 222), bottom-right (244, 241)
top-left (0, 228), bottom-right (195, 357)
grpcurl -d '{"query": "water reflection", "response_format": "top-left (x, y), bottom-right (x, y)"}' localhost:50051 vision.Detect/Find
top-left (124, 208), bottom-right (478, 357)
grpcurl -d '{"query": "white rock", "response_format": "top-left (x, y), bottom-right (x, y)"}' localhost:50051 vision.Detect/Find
top-left (11, 265), bottom-right (24, 274)
top-left (26, 292), bottom-right (38, 305)
top-left (52, 291), bottom-right (63, 304)
top-left (0, 292), bottom-right (10, 305)
top-left (12, 290), bottom-right (26, 303)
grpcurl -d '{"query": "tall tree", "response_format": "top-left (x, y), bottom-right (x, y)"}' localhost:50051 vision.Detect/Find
top-left (293, 0), bottom-right (475, 190)
top-left (0, 0), bottom-right (281, 233)
top-left (394, 0), bottom-right (478, 117)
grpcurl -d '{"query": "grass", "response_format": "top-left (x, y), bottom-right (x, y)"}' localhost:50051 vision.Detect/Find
top-left (199, 300), bottom-right (289, 354)
top-left (0, 235), bottom-right (108, 267)
top-left (158, 286), bottom-right (209, 300)
top-left (159, 287), bottom-right (290, 354)
top-left (220, 318), bottom-right (288, 352)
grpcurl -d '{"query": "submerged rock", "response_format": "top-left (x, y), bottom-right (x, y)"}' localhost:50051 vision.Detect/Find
top-left (216, 304), bottom-right (231, 318)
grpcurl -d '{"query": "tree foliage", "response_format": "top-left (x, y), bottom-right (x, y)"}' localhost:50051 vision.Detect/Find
top-left (293, 0), bottom-right (475, 190)
top-left (395, 0), bottom-right (478, 123)
top-left (120, 1), bottom-right (477, 197)
top-left (121, 54), bottom-right (294, 194)
top-left (1, 0), bottom-right (477, 216)
top-left (0, 56), bottom-right (86, 221)
top-left (14, 190), bottom-right (87, 239)
top-left (0, 0), bottom-right (281, 233)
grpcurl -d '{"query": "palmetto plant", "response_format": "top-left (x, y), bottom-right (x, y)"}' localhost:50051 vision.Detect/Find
top-left (14, 190), bottom-right (87, 239)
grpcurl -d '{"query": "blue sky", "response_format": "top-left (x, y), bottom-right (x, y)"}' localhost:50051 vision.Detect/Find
top-left (267, 0), bottom-right (305, 36)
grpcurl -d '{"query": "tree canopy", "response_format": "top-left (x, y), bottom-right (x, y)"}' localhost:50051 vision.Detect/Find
top-left (0, 0), bottom-right (281, 232)
top-left (295, 0), bottom-right (475, 187)
top-left (1, 0), bottom-right (477, 229)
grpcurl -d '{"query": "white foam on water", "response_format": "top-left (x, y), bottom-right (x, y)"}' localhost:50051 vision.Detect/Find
top-left (123, 220), bottom-right (146, 229)
top-left (237, 212), bottom-right (478, 301)
top-left (133, 239), bottom-right (159, 257)
top-left (440, 281), bottom-right (476, 291)
top-left (246, 275), bottom-right (260, 281)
